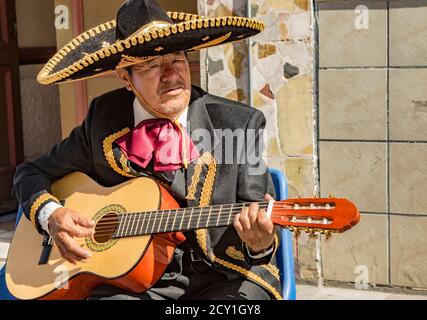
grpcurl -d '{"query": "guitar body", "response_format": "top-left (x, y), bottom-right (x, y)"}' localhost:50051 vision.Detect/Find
top-left (6, 172), bottom-right (184, 300)
top-left (5, 172), bottom-right (361, 300)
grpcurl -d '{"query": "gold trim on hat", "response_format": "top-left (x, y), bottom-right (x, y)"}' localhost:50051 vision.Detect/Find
top-left (37, 12), bottom-right (265, 85)
top-left (116, 54), bottom-right (155, 69)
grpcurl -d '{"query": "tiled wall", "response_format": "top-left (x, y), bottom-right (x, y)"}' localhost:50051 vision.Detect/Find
top-left (318, 0), bottom-right (427, 288)
top-left (198, 0), bottom-right (320, 281)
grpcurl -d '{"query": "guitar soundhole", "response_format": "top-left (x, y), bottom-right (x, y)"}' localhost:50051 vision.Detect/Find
top-left (94, 212), bottom-right (118, 244)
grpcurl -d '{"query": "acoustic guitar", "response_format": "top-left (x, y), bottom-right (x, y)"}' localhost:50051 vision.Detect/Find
top-left (5, 172), bottom-right (359, 300)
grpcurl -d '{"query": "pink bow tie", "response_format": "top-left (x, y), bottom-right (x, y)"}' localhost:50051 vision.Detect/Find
top-left (115, 119), bottom-right (200, 172)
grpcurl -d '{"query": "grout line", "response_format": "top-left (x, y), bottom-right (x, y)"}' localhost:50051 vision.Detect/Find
top-left (319, 139), bottom-right (427, 144)
top-left (312, 0), bottom-right (323, 289)
top-left (319, 66), bottom-right (427, 70)
top-left (360, 211), bottom-right (427, 218)
top-left (386, 0), bottom-right (391, 287)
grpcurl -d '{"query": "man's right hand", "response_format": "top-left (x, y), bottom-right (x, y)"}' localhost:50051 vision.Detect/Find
top-left (48, 208), bottom-right (95, 265)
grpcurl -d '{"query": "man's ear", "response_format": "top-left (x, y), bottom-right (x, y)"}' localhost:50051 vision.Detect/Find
top-left (116, 68), bottom-right (133, 91)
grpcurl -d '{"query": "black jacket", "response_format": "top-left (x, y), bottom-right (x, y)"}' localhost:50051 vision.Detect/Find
top-left (13, 85), bottom-right (282, 299)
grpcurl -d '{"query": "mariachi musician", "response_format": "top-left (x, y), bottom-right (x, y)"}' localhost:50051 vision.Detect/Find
top-left (12, 0), bottom-right (282, 300)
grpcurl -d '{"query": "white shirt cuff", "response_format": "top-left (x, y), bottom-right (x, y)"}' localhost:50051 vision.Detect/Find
top-left (245, 243), bottom-right (274, 260)
top-left (38, 202), bottom-right (63, 235)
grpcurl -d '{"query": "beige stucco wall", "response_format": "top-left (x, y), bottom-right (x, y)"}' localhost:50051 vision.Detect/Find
top-left (15, 0), bottom-right (57, 48)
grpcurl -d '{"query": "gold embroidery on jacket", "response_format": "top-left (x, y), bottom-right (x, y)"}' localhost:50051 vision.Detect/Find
top-left (103, 128), bottom-right (135, 178)
top-left (226, 246), bottom-right (245, 261)
top-left (186, 152), bottom-right (216, 201)
top-left (30, 193), bottom-right (60, 229)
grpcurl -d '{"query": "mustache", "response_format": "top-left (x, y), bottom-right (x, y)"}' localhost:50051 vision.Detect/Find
top-left (158, 81), bottom-right (185, 94)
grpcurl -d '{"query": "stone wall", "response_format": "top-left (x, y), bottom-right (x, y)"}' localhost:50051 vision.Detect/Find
top-left (198, 0), bottom-right (319, 283)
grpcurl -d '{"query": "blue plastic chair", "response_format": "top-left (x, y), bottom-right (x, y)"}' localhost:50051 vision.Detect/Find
top-left (269, 168), bottom-right (296, 300)
top-left (1, 169), bottom-right (296, 300)
top-left (0, 208), bottom-right (22, 300)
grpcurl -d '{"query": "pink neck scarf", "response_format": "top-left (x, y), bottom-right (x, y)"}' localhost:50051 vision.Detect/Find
top-left (116, 119), bottom-right (200, 172)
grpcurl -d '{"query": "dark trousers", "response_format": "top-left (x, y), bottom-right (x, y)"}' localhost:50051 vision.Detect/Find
top-left (89, 241), bottom-right (271, 300)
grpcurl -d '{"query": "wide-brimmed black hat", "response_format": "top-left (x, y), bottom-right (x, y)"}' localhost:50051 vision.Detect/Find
top-left (37, 0), bottom-right (264, 85)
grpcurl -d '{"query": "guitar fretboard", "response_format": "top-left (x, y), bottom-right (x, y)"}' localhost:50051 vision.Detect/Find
top-left (112, 202), bottom-right (270, 238)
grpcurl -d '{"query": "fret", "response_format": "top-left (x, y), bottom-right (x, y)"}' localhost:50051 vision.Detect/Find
top-left (227, 204), bottom-right (235, 225)
top-left (171, 209), bottom-right (178, 232)
top-left (187, 207), bottom-right (194, 230)
top-left (165, 210), bottom-right (171, 233)
top-left (216, 205), bottom-right (222, 227)
top-left (129, 213), bottom-right (137, 236)
top-left (175, 208), bottom-right (183, 232)
top-left (180, 208), bottom-right (191, 232)
top-left (157, 210), bottom-right (164, 233)
top-left (116, 214), bottom-right (123, 237)
top-left (133, 212), bottom-right (141, 236)
top-left (196, 207), bottom-right (203, 229)
top-left (206, 206), bottom-right (212, 228)
top-left (150, 211), bottom-right (158, 234)
top-left (145, 211), bottom-right (152, 235)
top-left (118, 214), bottom-right (126, 237)
top-left (126, 213), bottom-right (133, 236)
top-left (123, 214), bottom-right (131, 237)
top-left (140, 212), bottom-right (147, 235)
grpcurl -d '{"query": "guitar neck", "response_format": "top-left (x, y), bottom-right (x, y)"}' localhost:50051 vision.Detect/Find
top-left (112, 202), bottom-right (270, 238)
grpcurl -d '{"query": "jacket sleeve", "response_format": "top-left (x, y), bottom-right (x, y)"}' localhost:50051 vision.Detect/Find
top-left (236, 110), bottom-right (280, 265)
top-left (12, 98), bottom-right (97, 234)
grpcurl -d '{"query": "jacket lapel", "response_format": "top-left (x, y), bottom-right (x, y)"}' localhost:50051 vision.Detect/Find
top-left (107, 89), bottom-right (135, 133)
top-left (175, 87), bottom-right (220, 206)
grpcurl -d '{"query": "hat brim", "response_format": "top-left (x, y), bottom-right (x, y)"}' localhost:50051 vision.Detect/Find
top-left (37, 12), bottom-right (264, 85)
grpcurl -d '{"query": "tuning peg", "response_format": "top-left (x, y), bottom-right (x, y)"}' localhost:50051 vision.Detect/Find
top-left (328, 194), bottom-right (335, 198)
top-left (324, 230), bottom-right (332, 240)
top-left (298, 194), bottom-right (303, 199)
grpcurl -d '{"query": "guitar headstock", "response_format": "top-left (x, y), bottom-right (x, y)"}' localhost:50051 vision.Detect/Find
top-left (271, 197), bottom-right (360, 238)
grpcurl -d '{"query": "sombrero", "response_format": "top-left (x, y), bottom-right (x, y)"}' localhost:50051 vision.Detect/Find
top-left (37, 0), bottom-right (265, 85)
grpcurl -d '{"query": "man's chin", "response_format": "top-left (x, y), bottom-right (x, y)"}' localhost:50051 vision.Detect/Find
top-left (158, 99), bottom-right (189, 116)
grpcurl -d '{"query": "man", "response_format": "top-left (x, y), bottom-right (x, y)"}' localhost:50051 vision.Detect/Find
top-left (12, 0), bottom-right (282, 300)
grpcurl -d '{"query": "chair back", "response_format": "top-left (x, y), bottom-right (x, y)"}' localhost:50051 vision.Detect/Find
top-left (269, 168), bottom-right (296, 300)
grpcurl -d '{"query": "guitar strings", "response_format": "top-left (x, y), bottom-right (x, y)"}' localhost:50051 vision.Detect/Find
top-left (92, 201), bottom-right (330, 227)
top-left (71, 210), bottom-right (335, 244)
top-left (87, 210), bottom-right (333, 238)
top-left (72, 200), bottom-right (335, 238)
top-left (90, 206), bottom-right (331, 231)
top-left (93, 206), bottom-right (330, 229)
top-left (92, 201), bottom-right (301, 226)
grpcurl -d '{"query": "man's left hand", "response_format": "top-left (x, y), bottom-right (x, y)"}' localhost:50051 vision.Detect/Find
top-left (233, 194), bottom-right (276, 254)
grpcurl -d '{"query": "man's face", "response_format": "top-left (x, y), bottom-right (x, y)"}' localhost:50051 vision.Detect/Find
top-left (123, 51), bottom-right (192, 119)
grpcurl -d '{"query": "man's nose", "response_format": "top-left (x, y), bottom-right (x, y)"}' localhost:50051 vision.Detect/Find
top-left (160, 62), bottom-right (179, 82)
